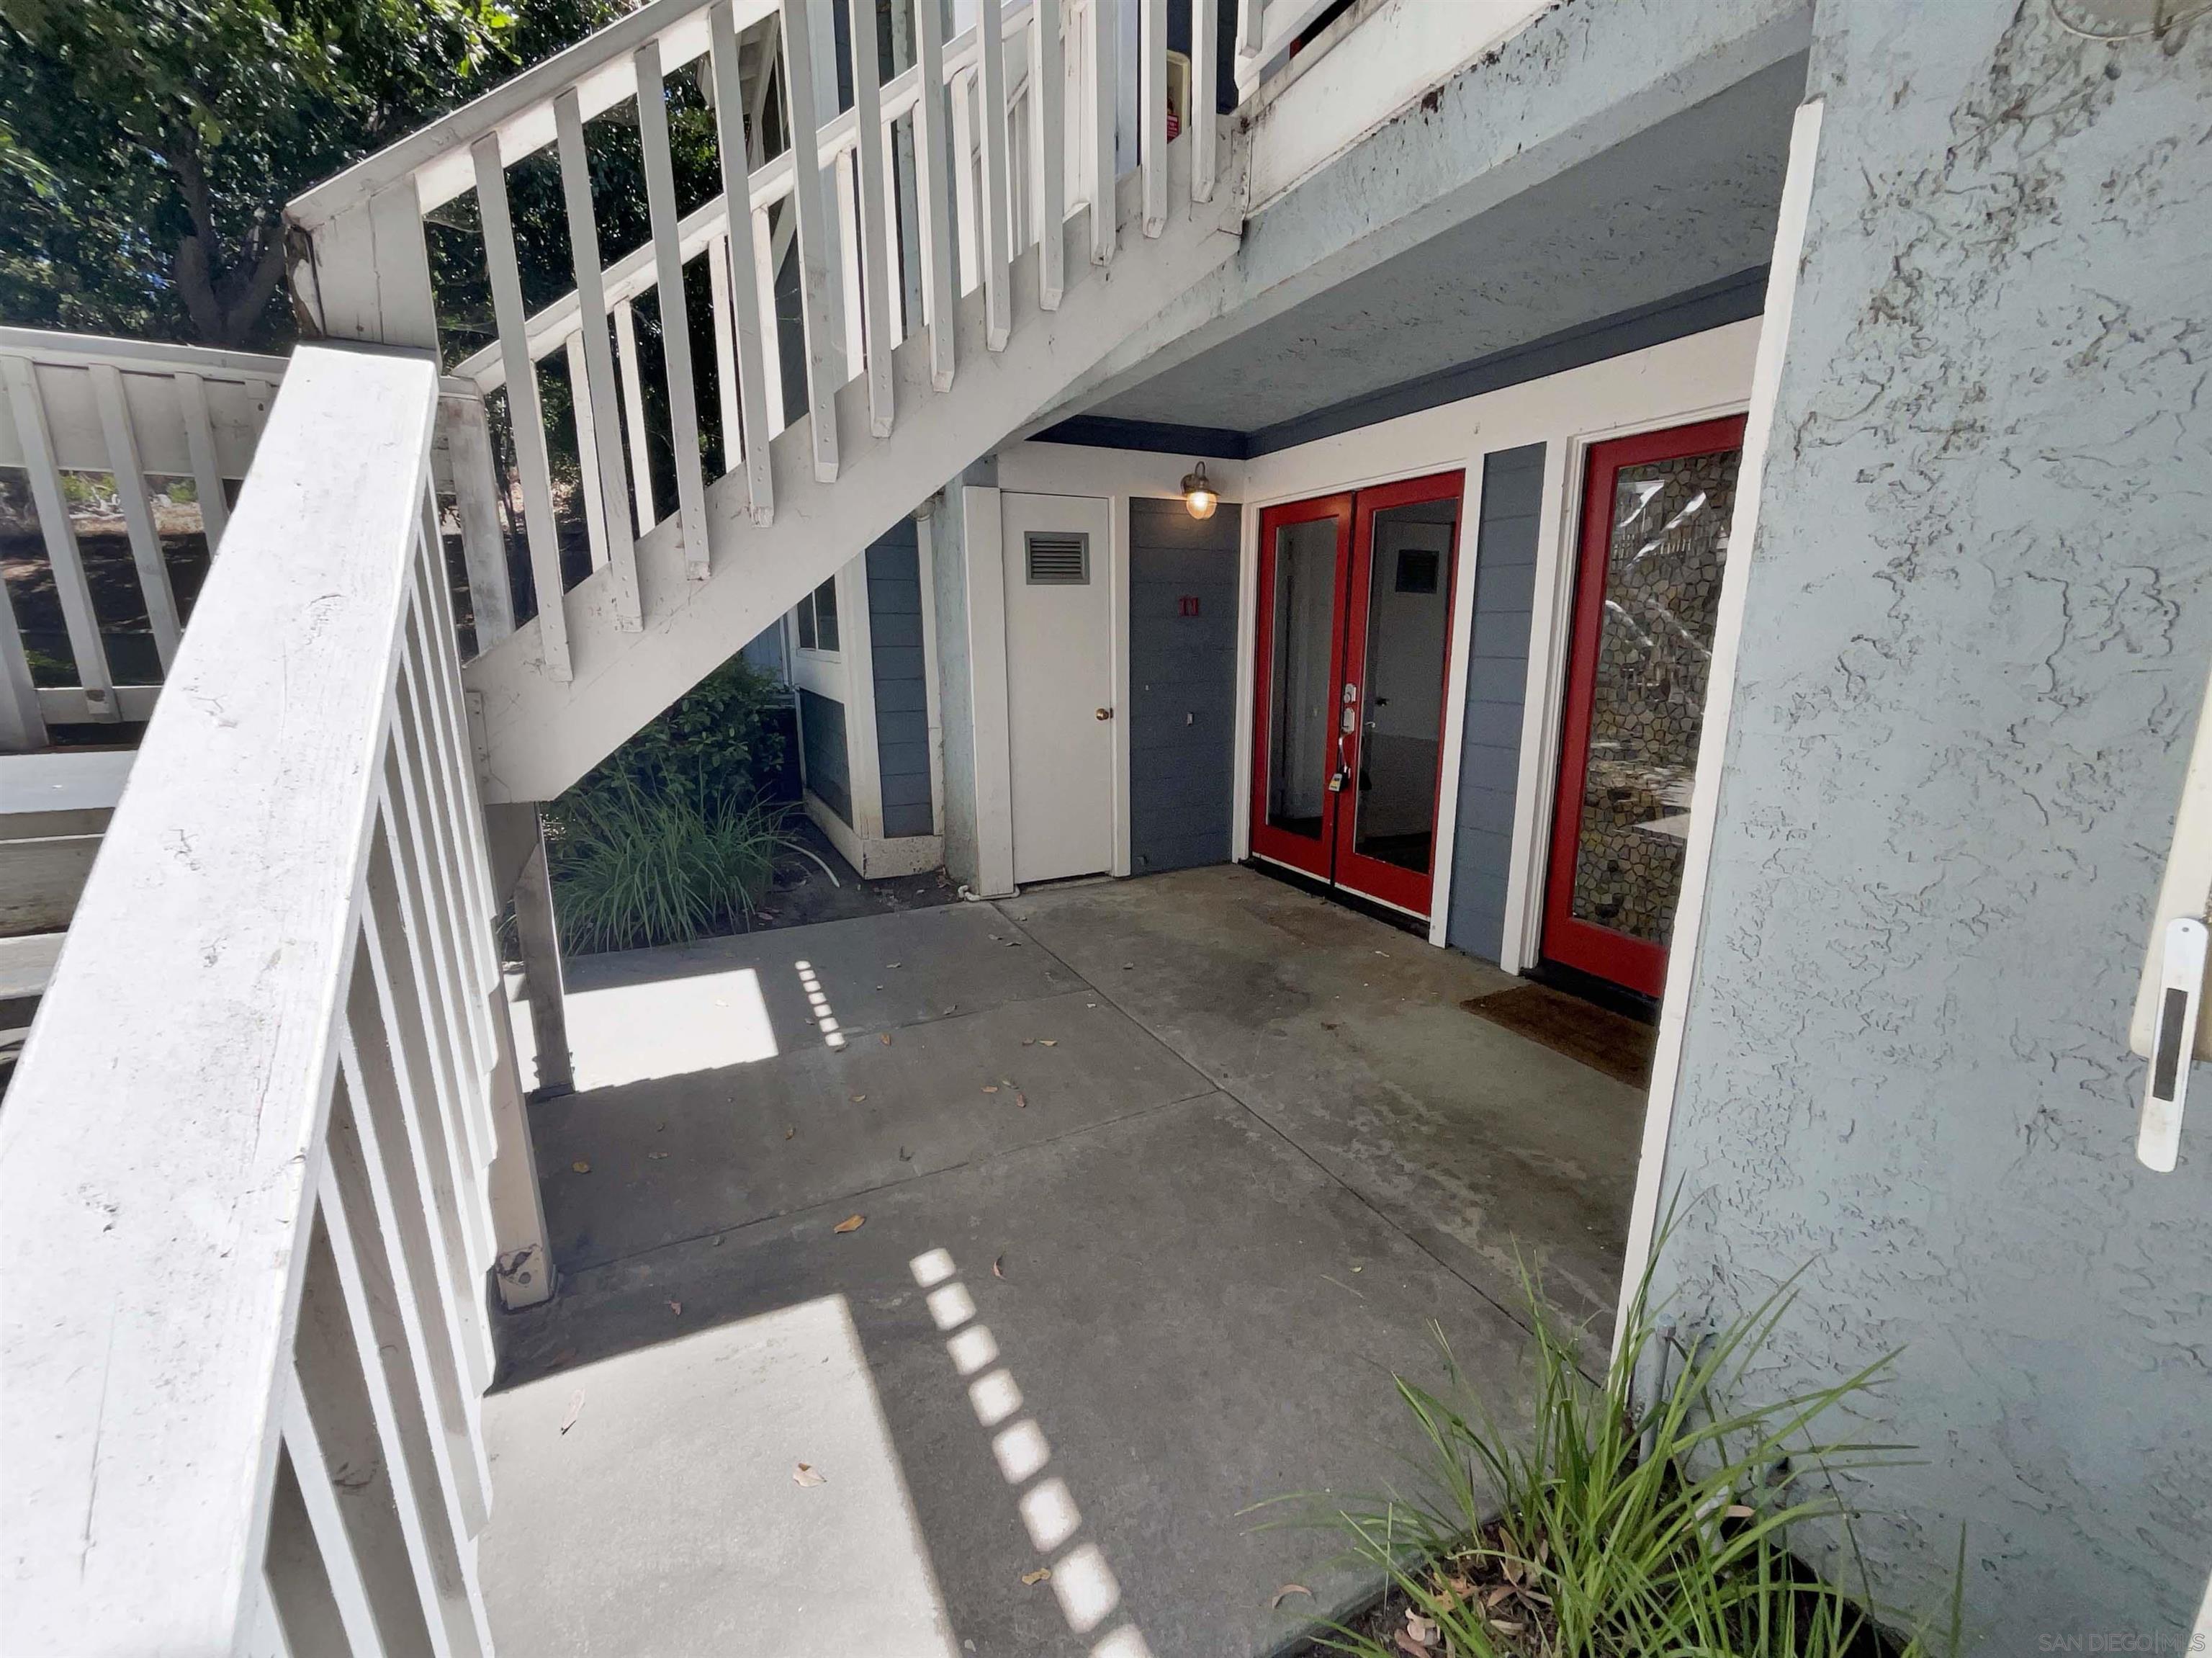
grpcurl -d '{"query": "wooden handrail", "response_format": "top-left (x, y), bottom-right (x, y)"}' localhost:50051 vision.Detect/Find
top-left (0, 342), bottom-right (541, 1649)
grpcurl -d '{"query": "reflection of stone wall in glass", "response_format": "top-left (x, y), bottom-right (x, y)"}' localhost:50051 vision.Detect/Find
top-left (1569, 447), bottom-right (1740, 946)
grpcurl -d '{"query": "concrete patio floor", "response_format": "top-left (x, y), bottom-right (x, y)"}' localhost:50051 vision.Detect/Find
top-left (479, 865), bottom-right (1645, 1657)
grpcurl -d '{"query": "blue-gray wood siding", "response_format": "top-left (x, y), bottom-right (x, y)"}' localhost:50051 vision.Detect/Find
top-left (799, 687), bottom-right (852, 826)
top-left (866, 523), bottom-right (935, 839)
top-left (1445, 444), bottom-right (1545, 962)
top-left (1130, 498), bottom-right (1241, 874)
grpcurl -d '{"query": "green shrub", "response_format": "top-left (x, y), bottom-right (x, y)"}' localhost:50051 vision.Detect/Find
top-left (1289, 1254), bottom-right (1961, 1658)
top-left (541, 654), bottom-right (799, 952)
top-left (546, 776), bottom-right (801, 955)
top-left (577, 655), bottom-right (788, 807)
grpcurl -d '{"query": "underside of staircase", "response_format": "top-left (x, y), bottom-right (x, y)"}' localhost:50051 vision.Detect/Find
top-left (469, 146), bottom-right (1242, 805)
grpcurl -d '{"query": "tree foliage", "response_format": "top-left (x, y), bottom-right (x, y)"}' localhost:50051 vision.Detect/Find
top-left (0, 0), bottom-right (621, 349)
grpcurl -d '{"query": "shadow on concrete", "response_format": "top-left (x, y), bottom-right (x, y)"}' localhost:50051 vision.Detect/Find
top-left (480, 869), bottom-right (1644, 1657)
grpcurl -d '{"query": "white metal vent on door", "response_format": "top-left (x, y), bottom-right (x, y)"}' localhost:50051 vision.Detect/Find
top-left (1025, 532), bottom-right (1090, 584)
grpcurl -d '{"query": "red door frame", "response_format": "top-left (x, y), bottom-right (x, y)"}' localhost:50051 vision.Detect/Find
top-left (1249, 493), bottom-right (1354, 884)
top-left (1331, 470), bottom-right (1465, 916)
top-left (1540, 415), bottom-right (1746, 997)
top-left (1249, 472), bottom-right (1465, 918)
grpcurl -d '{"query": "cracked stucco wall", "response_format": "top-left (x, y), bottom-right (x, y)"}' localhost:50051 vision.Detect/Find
top-left (1651, 0), bottom-right (2212, 1644)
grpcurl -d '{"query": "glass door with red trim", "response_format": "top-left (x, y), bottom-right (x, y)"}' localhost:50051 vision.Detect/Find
top-left (1251, 473), bottom-right (1464, 920)
top-left (1540, 417), bottom-right (1746, 999)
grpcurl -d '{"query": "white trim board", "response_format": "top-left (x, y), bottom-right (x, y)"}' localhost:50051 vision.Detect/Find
top-left (1426, 449), bottom-right (1490, 947)
top-left (962, 483), bottom-right (1017, 897)
top-left (1498, 437), bottom-right (1575, 975)
top-left (1613, 99), bottom-right (1825, 1358)
top-left (995, 440), bottom-right (1249, 503)
top-left (837, 550), bottom-right (888, 848)
top-left (1111, 491), bottom-right (1134, 878)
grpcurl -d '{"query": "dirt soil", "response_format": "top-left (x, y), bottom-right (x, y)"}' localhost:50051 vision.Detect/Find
top-left (751, 815), bottom-right (962, 932)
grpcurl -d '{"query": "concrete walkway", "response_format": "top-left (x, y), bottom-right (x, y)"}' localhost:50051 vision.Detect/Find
top-left (479, 866), bottom-right (1644, 1657)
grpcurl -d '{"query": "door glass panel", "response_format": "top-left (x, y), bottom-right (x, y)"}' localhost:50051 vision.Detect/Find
top-left (1267, 519), bottom-right (1339, 841)
top-left (1352, 500), bottom-right (1458, 872)
top-left (1568, 445), bottom-right (1742, 945)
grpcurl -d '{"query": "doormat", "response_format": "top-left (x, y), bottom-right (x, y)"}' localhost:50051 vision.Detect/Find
top-left (1460, 984), bottom-right (1657, 1089)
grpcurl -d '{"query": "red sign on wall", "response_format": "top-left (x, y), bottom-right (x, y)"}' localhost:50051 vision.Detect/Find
top-left (1178, 595), bottom-right (1202, 617)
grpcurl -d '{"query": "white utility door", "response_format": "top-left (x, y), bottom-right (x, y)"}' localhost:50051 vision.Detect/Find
top-left (1002, 491), bottom-right (1115, 884)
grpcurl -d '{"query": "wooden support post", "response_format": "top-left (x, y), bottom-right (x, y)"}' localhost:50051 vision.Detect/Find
top-left (1191, 0), bottom-right (1219, 202)
top-left (1141, 0), bottom-right (1167, 236)
top-left (779, 0), bottom-right (843, 483)
top-left (1087, 0), bottom-right (1117, 264)
top-left (913, 0), bottom-right (958, 391)
top-left (976, 0), bottom-right (1012, 351)
top-left (482, 974), bottom-right (553, 1309)
top-left (487, 802), bottom-right (572, 1098)
top-left (1033, 0), bottom-right (1067, 309)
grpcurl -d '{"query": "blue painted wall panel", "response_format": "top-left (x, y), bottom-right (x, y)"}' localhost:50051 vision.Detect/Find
top-left (1130, 498), bottom-right (1241, 874)
top-left (867, 522), bottom-right (936, 840)
top-left (1445, 444), bottom-right (1545, 962)
top-left (799, 688), bottom-right (852, 826)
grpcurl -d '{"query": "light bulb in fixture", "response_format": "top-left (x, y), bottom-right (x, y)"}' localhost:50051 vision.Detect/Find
top-left (1181, 462), bottom-right (1218, 521)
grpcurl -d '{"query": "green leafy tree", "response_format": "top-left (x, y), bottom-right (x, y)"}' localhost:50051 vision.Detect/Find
top-left (0, 0), bottom-right (621, 349)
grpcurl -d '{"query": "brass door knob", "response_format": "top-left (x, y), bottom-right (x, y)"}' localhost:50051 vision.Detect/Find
top-left (1094, 707), bottom-right (1113, 720)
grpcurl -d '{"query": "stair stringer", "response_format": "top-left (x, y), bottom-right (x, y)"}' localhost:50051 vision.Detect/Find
top-left (465, 141), bottom-right (1246, 806)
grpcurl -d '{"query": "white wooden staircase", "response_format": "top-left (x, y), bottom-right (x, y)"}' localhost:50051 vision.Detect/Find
top-left (286, 0), bottom-right (1246, 805)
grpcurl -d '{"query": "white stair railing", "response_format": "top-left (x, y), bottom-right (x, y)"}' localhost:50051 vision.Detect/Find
top-left (285, 0), bottom-right (1223, 686)
top-left (0, 327), bottom-right (285, 745)
top-left (0, 344), bottom-right (546, 1654)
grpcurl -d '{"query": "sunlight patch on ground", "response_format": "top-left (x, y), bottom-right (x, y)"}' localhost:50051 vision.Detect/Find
top-left (910, 1247), bottom-right (1157, 1658)
top-left (510, 965), bottom-right (778, 1091)
top-left (478, 1294), bottom-right (957, 1657)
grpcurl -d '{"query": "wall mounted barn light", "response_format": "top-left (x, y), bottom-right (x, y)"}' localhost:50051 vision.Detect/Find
top-left (1181, 462), bottom-right (1218, 521)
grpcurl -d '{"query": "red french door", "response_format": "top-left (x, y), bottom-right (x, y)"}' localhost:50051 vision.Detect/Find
top-left (1540, 416), bottom-right (1747, 998)
top-left (1250, 472), bottom-right (1464, 919)
top-left (1251, 493), bottom-right (1354, 885)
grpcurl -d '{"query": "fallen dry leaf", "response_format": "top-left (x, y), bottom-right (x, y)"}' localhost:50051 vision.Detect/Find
top-left (1015, 1091), bottom-right (1028, 1108)
top-left (559, 1389), bottom-right (585, 1435)
top-left (1394, 1634), bottom-right (1432, 1658)
top-left (879, 1033), bottom-right (893, 1046)
top-left (1722, 1503), bottom-right (1755, 1519)
top-left (570, 1160), bottom-right (591, 1173)
top-left (1039, 1039), bottom-right (1058, 1047)
top-left (992, 1255), bottom-right (1004, 1278)
top-left (1271, 1584), bottom-right (1312, 1609)
top-left (1021, 1567), bottom-right (1052, 1587)
top-left (667, 1300), bottom-right (682, 1315)
top-left (792, 1463), bottom-right (827, 1488)
top-left (1022, 1038), bottom-right (1035, 1047)
top-left (1406, 1613), bottom-right (1439, 1645)
top-left (982, 1085), bottom-right (999, 1094)
top-left (833, 1214), bottom-right (866, 1234)
top-left (852, 1093), bottom-right (866, 1102)
top-left (785, 1126), bottom-right (795, 1139)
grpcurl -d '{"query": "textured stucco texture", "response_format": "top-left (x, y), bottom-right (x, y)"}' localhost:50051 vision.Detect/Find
top-left (1653, 1), bottom-right (2212, 1646)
